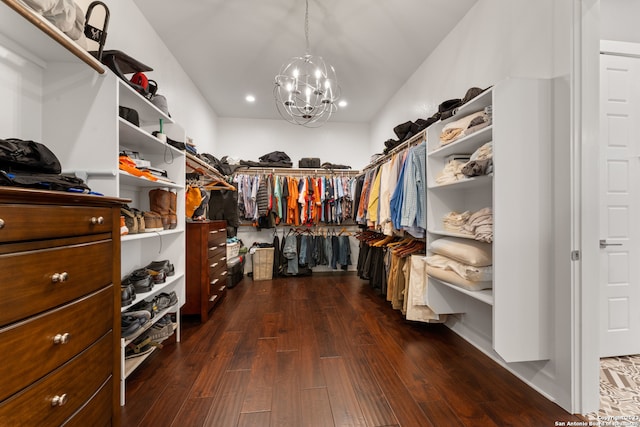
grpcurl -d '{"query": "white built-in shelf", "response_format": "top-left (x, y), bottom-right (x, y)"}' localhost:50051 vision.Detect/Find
top-left (118, 80), bottom-right (174, 126)
top-left (428, 126), bottom-right (493, 158)
top-left (121, 229), bottom-right (184, 243)
top-left (431, 277), bottom-right (494, 305)
top-left (0, 0), bottom-right (104, 73)
top-left (427, 229), bottom-right (480, 240)
top-left (428, 174), bottom-right (493, 191)
top-left (119, 171), bottom-right (182, 189)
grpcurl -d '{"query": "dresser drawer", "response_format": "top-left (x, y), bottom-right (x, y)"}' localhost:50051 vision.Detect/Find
top-left (61, 378), bottom-right (112, 427)
top-left (0, 287), bottom-right (113, 402)
top-left (207, 242), bottom-right (226, 260)
top-left (207, 227), bottom-right (227, 247)
top-left (0, 332), bottom-right (113, 427)
top-left (0, 205), bottom-right (112, 243)
top-left (0, 240), bottom-right (113, 325)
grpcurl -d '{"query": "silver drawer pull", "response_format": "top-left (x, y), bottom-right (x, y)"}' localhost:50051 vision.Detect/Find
top-left (210, 278), bottom-right (219, 285)
top-left (219, 243), bottom-right (226, 247)
top-left (219, 228), bottom-right (226, 232)
top-left (221, 271), bottom-right (227, 276)
top-left (90, 216), bottom-right (104, 225)
top-left (0, 218), bottom-right (4, 229)
top-left (53, 333), bottom-right (71, 345)
top-left (51, 272), bottom-right (69, 283)
top-left (210, 263), bottom-right (218, 268)
top-left (209, 230), bottom-right (218, 234)
top-left (209, 247), bottom-right (216, 251)
top-left (219, 286), bottom-right (226, 292)
top-left (51, 394), bottom-right (68, 407)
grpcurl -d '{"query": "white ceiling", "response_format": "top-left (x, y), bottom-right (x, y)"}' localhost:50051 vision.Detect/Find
top-left (132, 0), bottom-right (478, 123)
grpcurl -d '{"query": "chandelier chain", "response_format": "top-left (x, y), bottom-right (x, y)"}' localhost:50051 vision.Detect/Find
top-left (304, 0), bottom-right (310, 53)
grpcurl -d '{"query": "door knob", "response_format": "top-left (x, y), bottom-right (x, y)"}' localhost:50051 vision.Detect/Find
top-left (599, 239), bottom-right (622, 248)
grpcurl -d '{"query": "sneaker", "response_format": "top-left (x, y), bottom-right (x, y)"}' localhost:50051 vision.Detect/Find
top-left (124, 268), bottom-right (153, 293)
top-left (155, 291), bottom-right (178, 311)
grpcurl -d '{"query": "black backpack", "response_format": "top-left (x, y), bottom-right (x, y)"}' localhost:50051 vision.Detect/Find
top-left (0, 138), bottom-right (61, 174)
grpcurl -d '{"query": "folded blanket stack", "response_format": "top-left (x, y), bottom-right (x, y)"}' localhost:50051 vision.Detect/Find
top-left (442, 207), bottom-right (493, 243)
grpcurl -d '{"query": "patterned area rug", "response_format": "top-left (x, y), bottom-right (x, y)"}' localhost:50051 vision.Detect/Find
top-left (585, 355), bottom-right (640, 422)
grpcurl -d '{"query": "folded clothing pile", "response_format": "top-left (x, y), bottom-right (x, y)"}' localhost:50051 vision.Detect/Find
top-left (442, 207), bottom-right (493, 243)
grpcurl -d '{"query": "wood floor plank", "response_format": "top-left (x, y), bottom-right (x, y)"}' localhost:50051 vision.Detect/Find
top-left (271, 350), bottom-right (303, 427)
top-left (277, 299), bottom-right (301, 352)
top-left (123, 274), bottom-right (585, 426)
top-left (203, 369), bottom-right (251, 427)
top-left (298, 299), bottom-right (327, 389)
top-left (360, 345), bottom-right (435, 427)
top-left (343, 352), bottom-right (399, 427)
top-left (170, 397), bottom-right (214, 427)
top-left (237, 411), bottom-right (272, 427)
top-left (321, 357), bottom-right (368, 426)
top-left (240, 338), bottom-right (277, 413)
top-left (300, 387), bottom-right (335, 427)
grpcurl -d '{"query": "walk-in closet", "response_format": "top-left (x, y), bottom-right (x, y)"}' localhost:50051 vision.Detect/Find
top-left (1, 0), bottom-right (636, 425)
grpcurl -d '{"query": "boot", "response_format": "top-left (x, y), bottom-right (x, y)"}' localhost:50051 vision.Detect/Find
top-left (168, 189), bottom-right (177, 229)
top-left (149, 188), bottom-right (171, 230)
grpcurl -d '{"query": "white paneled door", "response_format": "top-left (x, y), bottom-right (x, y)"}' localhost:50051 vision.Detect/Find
top-left (599, 53), bottom-right (640, 358)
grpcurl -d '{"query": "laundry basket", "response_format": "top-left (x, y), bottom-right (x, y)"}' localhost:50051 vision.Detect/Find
top-left (252, 247), bottom-right (274, 281)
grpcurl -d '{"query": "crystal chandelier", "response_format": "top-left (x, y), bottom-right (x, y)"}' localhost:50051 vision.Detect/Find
top-left (274, 0), bottom-right (341, 127)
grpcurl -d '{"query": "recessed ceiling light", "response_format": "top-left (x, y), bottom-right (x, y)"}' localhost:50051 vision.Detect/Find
top-left (338, 100), bottom-right (347, 108)
top-left (245, 95), bottom-right (256, 103)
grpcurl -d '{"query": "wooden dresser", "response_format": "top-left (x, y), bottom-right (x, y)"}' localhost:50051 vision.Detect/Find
top-left (0, 188), bottom-right (123, 426)
top-left (184, 220), bottom-right (228, 322)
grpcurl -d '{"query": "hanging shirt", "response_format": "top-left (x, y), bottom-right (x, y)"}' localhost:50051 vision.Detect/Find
top-left (390, 154), bottom-right (408, 230)
top-left (400, 142), bottom-right (427, 238)
top-left (367, 166), bottom-right (383, 226)
top-left (377, 158), bottom-right (394, 234)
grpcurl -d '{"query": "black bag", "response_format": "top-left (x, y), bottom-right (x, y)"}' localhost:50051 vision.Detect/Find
top-left (299, 157), bottom-right (320, 168)
top-left (0, 171), bottom-right (91, 192)
top-left (119, 106), bottom-right (140, 127)
top-left (0, 138), bottom-right (61, 174)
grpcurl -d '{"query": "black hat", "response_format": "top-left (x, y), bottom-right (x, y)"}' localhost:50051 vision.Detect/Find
top-left (438, 99), bottom-right (462, 120)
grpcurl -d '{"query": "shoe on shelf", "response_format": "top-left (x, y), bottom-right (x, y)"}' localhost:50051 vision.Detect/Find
top-left (149, 188), bottom-right (171, 230)
top-left (121, 281), bottom-right (136, 307)
top-left (121, 205), bottom-right (138, 234)
top-left (121, 315), bottom-right (145, 338)
top-left (124, 268), bottom-right (153, 293)
top-left (124, 334), bottom-right (162, 359)
top-left (143, 211), bottom-right (164, 232)
top-left (132, 208), bottom-right (146, 232)
top-left (145, 259), bottom-right (175, 277)
top-left (155, 291), bottom-right (178, 311)
top-left (147, 268), bottom-right (166, 284)
top-left (125, 298), bottom-right (158, 319)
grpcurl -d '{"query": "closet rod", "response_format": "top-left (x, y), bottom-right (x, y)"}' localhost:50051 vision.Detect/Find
top-left (363, 129), bottom-right (427, 172)
top-left (233, 167), bottom-right (361, 178)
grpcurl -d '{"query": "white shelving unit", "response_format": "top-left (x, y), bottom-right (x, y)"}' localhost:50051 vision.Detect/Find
top-left (0, 1), bottom-right (186, 405)
top-left (425, 78), bottom-right (553, 363)
top-left (116, 78), bottom-right (186, 406)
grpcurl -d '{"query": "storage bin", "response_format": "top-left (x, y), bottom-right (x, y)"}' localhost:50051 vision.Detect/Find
top-left (227, 241), bottom-right (240, 259)
top-left (252, 248), bottom-right (274, 281)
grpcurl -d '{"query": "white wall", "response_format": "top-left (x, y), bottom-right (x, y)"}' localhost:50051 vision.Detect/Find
top-left (601, 0), bottom-right (640, 43)
top-left (217, 117), bottom-right (370, 169)
top-left (370, 0), bottom-right (563, 153)
top-left (76, 0), bottom-right (219, 153)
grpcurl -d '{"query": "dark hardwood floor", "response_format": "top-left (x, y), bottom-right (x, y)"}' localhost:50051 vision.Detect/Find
top-left (122, 273), bottom-right (584, 427)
